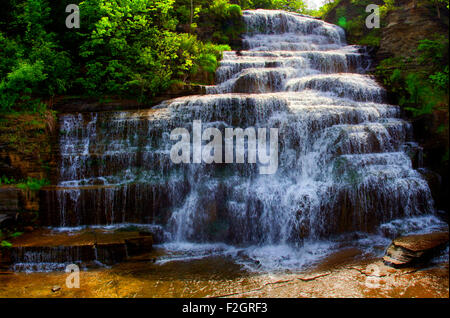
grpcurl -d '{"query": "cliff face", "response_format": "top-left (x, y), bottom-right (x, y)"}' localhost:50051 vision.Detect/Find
top-left (323, 0), bottom-right (449, 60)
top-left (0, 111), bottom-right (58, 223)
top-left (324, 0), bottom-right (449, 215)
top-left (0, 111), bottom-right (57, 182)
top-left (377, 1), bottom-right (449, 215)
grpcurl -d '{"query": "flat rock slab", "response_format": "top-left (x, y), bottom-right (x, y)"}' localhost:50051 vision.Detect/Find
top-left (383, 231), bottom-right (449, 268)
top-left (2, 229), bottom-right (153, 268)
top-left (9, 228), bottom-right (151, 247)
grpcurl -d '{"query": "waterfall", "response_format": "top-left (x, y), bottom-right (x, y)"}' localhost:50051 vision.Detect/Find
top-left (41, 10), bottom-right (438, 267)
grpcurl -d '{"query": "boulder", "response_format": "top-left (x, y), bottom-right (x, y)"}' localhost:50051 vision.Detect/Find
top-left (383, 231), bottom-right (449, 268)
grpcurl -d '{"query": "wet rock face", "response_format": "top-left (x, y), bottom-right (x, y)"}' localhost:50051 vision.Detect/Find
top-left (0, 112), bottom-right (58, 228)
top-left (383, 231), bottom-right (449, 268)
top-left (0, 112), bottom-right (58, 183)
top-left (376, 1), bottom-right (449, 215)
top-left (0, 187), bottom-right (21, 214)
top-left (53, 84), bottom-right (207, 114)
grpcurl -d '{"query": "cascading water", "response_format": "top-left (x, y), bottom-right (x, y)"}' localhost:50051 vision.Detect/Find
top-left (40, 10), bottom-right (443, 270)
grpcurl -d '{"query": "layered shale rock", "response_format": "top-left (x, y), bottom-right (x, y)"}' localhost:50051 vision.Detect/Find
top-left (377, 0), bottom-right (449, 61)
top-left (0, 111), bottom-right (57, 182)
top-left (53, 84), bottom-right (207, 114)
top-left (2, 229), bottom-right (154, 271)
top-left (383, 231), bottom-right (449, 268)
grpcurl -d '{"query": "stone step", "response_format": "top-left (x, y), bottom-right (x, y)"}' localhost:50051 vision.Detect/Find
top-left (383, 231), bottom-right (449, 268)
top-left (1, 228), bottom-right (154, 270)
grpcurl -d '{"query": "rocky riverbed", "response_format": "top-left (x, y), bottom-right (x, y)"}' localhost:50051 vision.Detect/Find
top-left (0, 245), bottom-right (448, 298)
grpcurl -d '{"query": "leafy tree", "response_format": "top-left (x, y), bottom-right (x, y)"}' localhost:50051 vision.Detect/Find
top-left (237, 0), bottom-right (306, 11)
top-left (0, 0), bottom-right (73, 112)
top-left (77, 0), bottom-right (229, 101)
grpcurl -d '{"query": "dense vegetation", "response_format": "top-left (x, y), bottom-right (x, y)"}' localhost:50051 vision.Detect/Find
top-left (0, 0), bottom-right (307, 114)
top-left (376, 35), bottom-right (448, 119)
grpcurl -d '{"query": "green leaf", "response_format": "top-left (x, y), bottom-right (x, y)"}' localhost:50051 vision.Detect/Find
top-left (1, 241), bottom-right (12, 248)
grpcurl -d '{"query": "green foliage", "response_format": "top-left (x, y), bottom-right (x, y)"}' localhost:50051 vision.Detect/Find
top-left (209, 0), bottom-right (239, 18)
top-left (443, 150), bottom-right (449, 163)
top-left (10, 232), bottom-right (23, 238)
top-left (376, 35), bottom-right (449, 117)
top-left (379, 0), bottom-right (396, 18)
top-left (173, 0), bottom-right (245, 47)
top-left (374, 32), bottom-right (449, 170)
top-left (429, 66), bottom-right (449, 89)
top-left (337, 16), bottom-right (347, 28)
top-left (317, 0), bottom-right (341, 18)
top-left (0, 176), bottom-right (17, 185)
top-left (238, 0), bottom-right (306, 11)
top-left (317, 0), bottom-right (400, 46)
top-left (401, 74), bottom-right (439, 116)
top-left (416, 35), bottom-right (449, 68)
top-left (228, 4), bottom-right (243, 16)
top-left (0, 61), bottom-right (47, 112)
top-left (1, 176), bottom-right (50, 191)
top-left (0, 0), bottom-right (238, 110)
top-left (77, 0), bottom-right (181, 99)
top-left (319, 0), bottom-right (396, 19)
top-left (0, 0), bottom-right (73, 113)
top-left (359, 32), bottom-right (381, 46)
top-left (0, 241), bottom-right (13, 248)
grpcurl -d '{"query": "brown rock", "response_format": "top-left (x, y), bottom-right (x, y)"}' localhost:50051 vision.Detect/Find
top-left (383, 231), bottom-right (449, 268)
top-left (23, 226), bottom-right (34, 233)
top-left (377, 2), bottom-right (448, 61)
